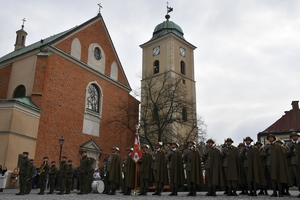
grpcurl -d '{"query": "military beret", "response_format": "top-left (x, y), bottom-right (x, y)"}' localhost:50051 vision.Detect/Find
top-left (43, 156), bottom-right (48, 159)
top-left (68, 160), bottom-right (72, 163)
top-left (23, 152), bottom-right (29, 155)
top-left (206, 139), bottom-right (215, 144)
top-left (62, 156), bottom-right (67, 159)
top-left (29, 159), bottom-right (34, 161)
top-left (243, 136), bottom-right (253, 142)
top-left (81, 150), bottom-right (87, 154)
top-left (290, 132), bottom-right (300, 138)
top-left (225, 138), bottom-right (234, 143)
top-left (51, 161), bottom-right (56, 164)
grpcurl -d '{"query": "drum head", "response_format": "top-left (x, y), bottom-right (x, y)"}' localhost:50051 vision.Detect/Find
top-left (97, 180), bottom-right (104, 193)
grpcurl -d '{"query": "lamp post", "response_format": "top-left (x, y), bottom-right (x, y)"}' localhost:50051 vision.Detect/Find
top-left (59, 136), bottom-right (65, 162)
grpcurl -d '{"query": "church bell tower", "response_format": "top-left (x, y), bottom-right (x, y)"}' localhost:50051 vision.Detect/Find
top-left (139, 5), bottom-right (198, 145)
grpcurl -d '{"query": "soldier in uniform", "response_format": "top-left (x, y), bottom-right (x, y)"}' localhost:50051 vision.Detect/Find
top-left (78, 151), bottom-right (92, 195)
top-left (183, 141), bottom-right (203, 196)
top-left (242, 136), bottom-right (266, 196)
top-left (101, 155), bottom-right (110, 194)
top-left (167, 142), bottom-right (184, 196)
top-left (26, 159), bottom-right (35, 194)
top-left (255, 141), bottom-right (269, 195)
top-left (222, 138), bottom-right (239, 196)
top-left (57, 156), bottom-right (68, 195)
top-left (123, 147), bottom-right (136, 195)
top-left (47, 161), bottom-right (58, 194)
top-left (238, 142), bottom-right (247, 195)
top-left (138, 144), bottom-right (152, 196)
top-left (66, 160), bottom-right (74, 194)
top-left (152, 142), bottom-right (168, 196)
top-left (264, 134), bottom-right (292, 197)
top-left (16, 152), bottom-right (31, 195)
top-left (202, 139), bottom-right (225, 197)
top-left (37, 156), bottom-right (49, 195)
top-left (107, 146), bottom-right (122, 195)
top-left (286, 132), bottom-right (300, 198)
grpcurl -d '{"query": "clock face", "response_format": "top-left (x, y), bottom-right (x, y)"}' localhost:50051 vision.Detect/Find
top-left (153, 46), bottom-right (160, 56)
top-left (180, 47), bottom-right (186, 57)
top-left (94, 47), bottom-right (101, 60)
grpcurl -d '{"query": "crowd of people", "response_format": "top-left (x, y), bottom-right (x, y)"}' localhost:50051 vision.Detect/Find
top-left (1, 131), bottom-right (299, 198)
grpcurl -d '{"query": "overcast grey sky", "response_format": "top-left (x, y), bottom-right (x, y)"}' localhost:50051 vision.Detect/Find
top-left (1, 0), bottom-right (299, 144)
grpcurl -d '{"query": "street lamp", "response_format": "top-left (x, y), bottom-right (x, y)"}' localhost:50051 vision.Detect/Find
top-left (59, 136), bottom-right (65, 162)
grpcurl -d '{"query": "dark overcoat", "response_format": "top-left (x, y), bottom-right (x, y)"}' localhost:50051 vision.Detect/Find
top-left (246, 146), bottom-right (266, 186)
top-left (227, 146), bottom-right (240, 181)
top-left (155, 150), bottom-right (169, 185)
top-left (169, 149), bottom-right (185, 187)
top-left (209, 147), bottom-right (225, 187)
top-left (138, 152), bottom-right (153, 181)
top-left (108, 153), bottom-right (122, 185)
top-left (190, 149), bottom-right (204, 187)
top-left (124, 155), bottom-right (136, 188)
top-left (270, 144), bottom-right (293, 186)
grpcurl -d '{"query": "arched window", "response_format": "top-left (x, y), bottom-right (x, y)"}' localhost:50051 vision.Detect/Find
top-left (182, 107), bottom-right (187, 121)
top-left (153, 60), bottom-right (159, 74)
top-left (13, 85), bottom-right (26, 98)
top-left (86, 84), bottom-right (100, 113)
top-left (180, 61), bottom-right (186, 75)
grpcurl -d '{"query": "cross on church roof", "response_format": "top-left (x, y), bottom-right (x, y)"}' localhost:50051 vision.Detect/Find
top-left (22, 18), bottom-right (26, 29)
top-left (97, 3), bottom-right (103, 14)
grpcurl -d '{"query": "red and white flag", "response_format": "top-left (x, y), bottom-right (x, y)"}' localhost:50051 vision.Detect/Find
top-left (132, 132), bottom-right (142, 162)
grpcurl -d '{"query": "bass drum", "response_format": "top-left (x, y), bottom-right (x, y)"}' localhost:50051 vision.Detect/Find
top-left (96, 180), bottom-right (104, 193)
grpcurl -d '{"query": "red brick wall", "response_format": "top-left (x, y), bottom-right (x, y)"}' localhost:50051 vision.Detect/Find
top-left (31, 19), bottom-right (138, 167)
top-left (0, 65), bottom-right (12, 99)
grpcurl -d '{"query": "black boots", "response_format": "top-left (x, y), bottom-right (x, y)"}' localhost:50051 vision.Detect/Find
top-left (108, 189), bottom-right (116, 195)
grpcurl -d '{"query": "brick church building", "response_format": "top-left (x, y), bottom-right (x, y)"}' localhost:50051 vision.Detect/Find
top-left (0, 13), bottom-right (139, 170)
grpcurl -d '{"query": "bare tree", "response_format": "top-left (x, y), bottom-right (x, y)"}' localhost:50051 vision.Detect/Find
top-left (139, 72), bottom-right (207, 150)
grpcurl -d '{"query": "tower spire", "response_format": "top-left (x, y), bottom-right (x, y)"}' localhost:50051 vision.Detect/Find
top-left (14, 18), bottom-right (28, 51)
top-left (166, 2), bottom-right (173, 20)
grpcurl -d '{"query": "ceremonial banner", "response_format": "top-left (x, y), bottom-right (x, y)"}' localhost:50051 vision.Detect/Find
top-left (132, 132), bottom-right (142, 162)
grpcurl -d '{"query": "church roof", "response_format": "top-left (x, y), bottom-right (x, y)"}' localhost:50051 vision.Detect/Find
top-left (0, 27), bottom-right (76, 63)
top-left (150, 18), bottom-right (184, 41)
top-left (0, 97), bottom-right (40, 112)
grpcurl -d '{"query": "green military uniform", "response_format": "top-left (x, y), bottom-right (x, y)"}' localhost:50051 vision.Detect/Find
top-left (238, 143), bottom-right (247, 195)
top-left (78, 151), bottom-right (92, 195)
top-left (26, 159), bottom-right (35, 194)
top-left (101, 156), bottom-right (110, 194)
top-left (183, 141), bottom-right (204, 196)
top-left (38, 157), bottom-right (49, 195)
top-left (286, 132), bottom-right (300, 198)
top-left (107, 147), bottom-right (122, 195)
top-left (138, 144), bottom-right (152, 196)
top-left (255, 141), bottom-right (269, 195)
top-left (123, 148), bottom-right (136, 195)
top-left (16, 152), bottom-right (31, 195)
top-left (222, 138), bottom-right (240, 196)
top-left (47, 161), bottom-right (58, 194)
top-left (203, 139), bottom-right (225, 196)
top-left (66, 160), bottom-right (74, 194)
top-left (264, 134), bottom-right (292, 197)
top-left (58, 157), bottom-right (68, 195)
top-left (242, 137), bottom-right (266, 196)
top-left (167, 143), bottom-right (184, 196)
top-left (152, 142), bottom-right (169, 196)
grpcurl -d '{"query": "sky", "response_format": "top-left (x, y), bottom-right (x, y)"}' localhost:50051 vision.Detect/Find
top-left (1, 0), bottom-right (300, 145)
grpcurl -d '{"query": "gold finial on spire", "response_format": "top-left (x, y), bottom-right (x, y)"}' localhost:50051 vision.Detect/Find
top-left (97, 3), bottom-right (103, 14)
